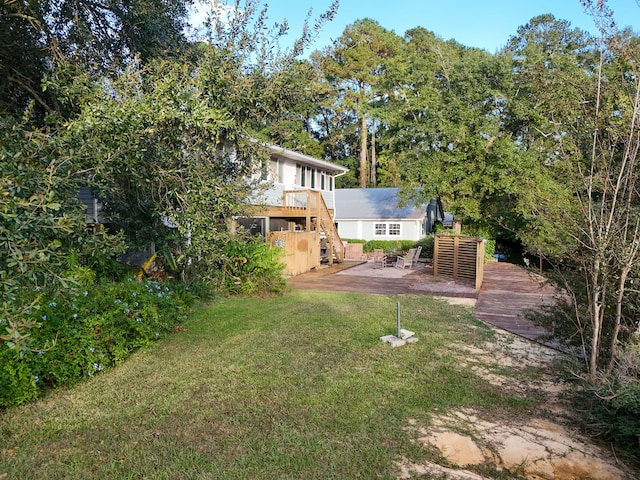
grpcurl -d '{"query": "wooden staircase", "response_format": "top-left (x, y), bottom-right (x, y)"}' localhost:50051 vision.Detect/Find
top-left (282, 190), bottom-right (344, 265)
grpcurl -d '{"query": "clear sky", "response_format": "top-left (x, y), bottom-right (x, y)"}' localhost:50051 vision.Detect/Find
top-left (190, 0), bottom-right (639, 54)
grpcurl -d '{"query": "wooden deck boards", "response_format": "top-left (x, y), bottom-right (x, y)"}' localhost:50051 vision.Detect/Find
top-left (474, 262), bottom-right (559, 345)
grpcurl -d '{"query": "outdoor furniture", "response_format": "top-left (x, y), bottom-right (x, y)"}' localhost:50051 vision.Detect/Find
top-left (373, 249), bottom-right (387, 269)
top-left (395, 248), bottom-right (417, 269)
top-left (385, 254), bottom-right (398, 267)
top-left (412, 246), bottom-right (422, 267)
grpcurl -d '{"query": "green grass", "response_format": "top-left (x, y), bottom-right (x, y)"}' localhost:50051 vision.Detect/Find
top-left (0, 291), bottom-right (541, 479)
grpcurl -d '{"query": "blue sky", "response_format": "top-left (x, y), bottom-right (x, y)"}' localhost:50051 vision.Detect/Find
top-left (191, 0), bottom-right (639, 54)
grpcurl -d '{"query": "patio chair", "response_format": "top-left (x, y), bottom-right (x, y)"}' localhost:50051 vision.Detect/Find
top-left (373, 249), bottom-right (387, 269)
top-left (395, 248), bottom-right (417, 269)
top-left (412, 246), bottom-right (422, 267)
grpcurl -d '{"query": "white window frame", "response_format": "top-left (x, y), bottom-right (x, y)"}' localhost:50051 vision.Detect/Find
top-left (374, 222), bottom-right (401, 237)
top-left (388, 223), bottom-right (401, 236)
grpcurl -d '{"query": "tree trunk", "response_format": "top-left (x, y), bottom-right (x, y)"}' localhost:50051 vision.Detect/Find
top-left (588, 258), bottom-right (605, 378)
top-left (370, 121), bottom-right (376, 187)
top-left (607, 268), bottom-right (629, 374)
top-left (359, 115), bottom-right (368, 188)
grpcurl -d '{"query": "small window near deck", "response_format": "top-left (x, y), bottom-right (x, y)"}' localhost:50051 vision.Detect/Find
top-left (389, 223), bottom-right (401, 236)
top-left (374, 223), bottom-right (386, 235)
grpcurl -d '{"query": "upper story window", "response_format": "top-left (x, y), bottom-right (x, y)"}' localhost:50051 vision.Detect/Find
top-left (270, 158), bottom-right (283, 183)
top-left (298, 164), bottom-right (306, 186)
top-left (295, 164), bottom-right (337, 191)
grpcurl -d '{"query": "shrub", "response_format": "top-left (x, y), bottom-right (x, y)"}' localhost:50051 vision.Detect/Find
top-left (214, 237), bottom-right (286, 295)
top-left (360, 240), bottom-right (415, 254)
top-left (341, 238), bottom-right (367, 245)
top-left (0, 277), bottom-right (194, 408)
top-left (568, 373), bottom-right (640, 465)
top-left (483, 239), bottom-right (496, 263)
top-left (413, 236), bottom-right (435, 259)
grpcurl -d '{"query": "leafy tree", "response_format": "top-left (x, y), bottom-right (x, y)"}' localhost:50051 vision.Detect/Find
top-left (506, 7), bottom-right (640, 377)
top-left (0, 0), bottom-right (192, 120)
top-left (502, 14), bottom-right (597, 254)
top-left (316, 19), bottom-right (403, 187)
top-left (382, 27), bottom-right (515, 234)
top-left (1, 0), bottom-right (341, 353)
top-left (0, 114), bottom-right (125, 351)
top-left (59, 0), bottom-right (339, 282)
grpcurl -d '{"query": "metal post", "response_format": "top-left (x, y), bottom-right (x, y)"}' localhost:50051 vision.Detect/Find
top-left (397, 301), bottom-right (401, 338)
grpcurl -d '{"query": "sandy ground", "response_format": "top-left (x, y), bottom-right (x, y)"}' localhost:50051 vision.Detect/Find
top-left (396, 328), bottom-right (636, 480)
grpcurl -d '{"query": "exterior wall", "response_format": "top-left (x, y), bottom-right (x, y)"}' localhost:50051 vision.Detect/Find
top-left (78, 186), bottom-right (100, 223)
top-left (337, 219), bottom-right (425, 242)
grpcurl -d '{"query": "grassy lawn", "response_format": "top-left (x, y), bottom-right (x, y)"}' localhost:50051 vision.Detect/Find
top-left (0, 291), bottom-right (541, 479)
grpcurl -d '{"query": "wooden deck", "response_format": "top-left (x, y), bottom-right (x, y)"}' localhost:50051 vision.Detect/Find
top-left (288, 260), bottom-right (562, 347)
top-left (287, 261), bottom-right (419, 296)
top-left (474, 262), bottom-right (559, 345)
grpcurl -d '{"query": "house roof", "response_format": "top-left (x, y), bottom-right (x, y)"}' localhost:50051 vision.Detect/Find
top-left (334, 188), bottom-right (426, 221)
top-left (268, 144), bottom-right (349, 174)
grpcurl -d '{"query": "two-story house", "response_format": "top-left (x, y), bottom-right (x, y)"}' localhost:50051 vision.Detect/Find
top-left (239, 145), bottom-right (349, 276)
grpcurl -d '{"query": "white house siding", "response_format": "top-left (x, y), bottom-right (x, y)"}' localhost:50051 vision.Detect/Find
top-left (337, 219), bottom-right (424, 242)
top-left (256, 150), bottom-right (343, 211)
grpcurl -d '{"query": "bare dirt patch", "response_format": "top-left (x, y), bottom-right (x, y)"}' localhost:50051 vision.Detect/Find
top-left (397, 327), bottom-right (636, 480)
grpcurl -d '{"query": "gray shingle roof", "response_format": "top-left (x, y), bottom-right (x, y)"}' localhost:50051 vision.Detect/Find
top-left (334, 188), bottom-right (426, 220)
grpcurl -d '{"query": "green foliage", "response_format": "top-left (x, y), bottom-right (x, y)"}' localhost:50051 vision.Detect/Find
top-left (213, 237), bottom-right (286, 295)
top-left (0, 352), bottom-right (40, 408)
top-left (0, 277), bottom-right (195, 407)
top-left (341, 238), bottom-right (367, 245)
top-left (358, 239), bottom-right (415, 254)
top-left (413, 236), bottom-right (434, 259)
top-left (484, 239), bottom-right (497, 262)
top-left (0, 0), bottom-right (191, 120)
top-left (566, 372), bottom-right (640, 465)
top-left (316, 18), bottom-right (404, 187)
top-left (0, 116), bottom-right (126, 351)
top-left (344, 239), bottom-right (422, 254)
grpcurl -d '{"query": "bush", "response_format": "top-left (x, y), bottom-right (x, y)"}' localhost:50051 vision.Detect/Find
top-left (0, 277), bottom-right (195, 408)
top-left (214, 237), bottom-right (286, 295)
top-left (358, 240), bottom-right (415, 254)
top-left (413, 236), bottom-right (435, 259)
top-left (568, 373), bottom-right (640, 465)
top-left (341, 238), bottom-right (367, 245)
top-left (483, 239), bottom-right (496, 263)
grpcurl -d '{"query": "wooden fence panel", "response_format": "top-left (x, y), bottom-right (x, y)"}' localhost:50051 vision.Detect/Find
top-left (433, 235), bottom-right (485, 290)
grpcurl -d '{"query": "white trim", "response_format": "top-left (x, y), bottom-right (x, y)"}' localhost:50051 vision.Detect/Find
top-left (269, 145), bottom-right (348, 174)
